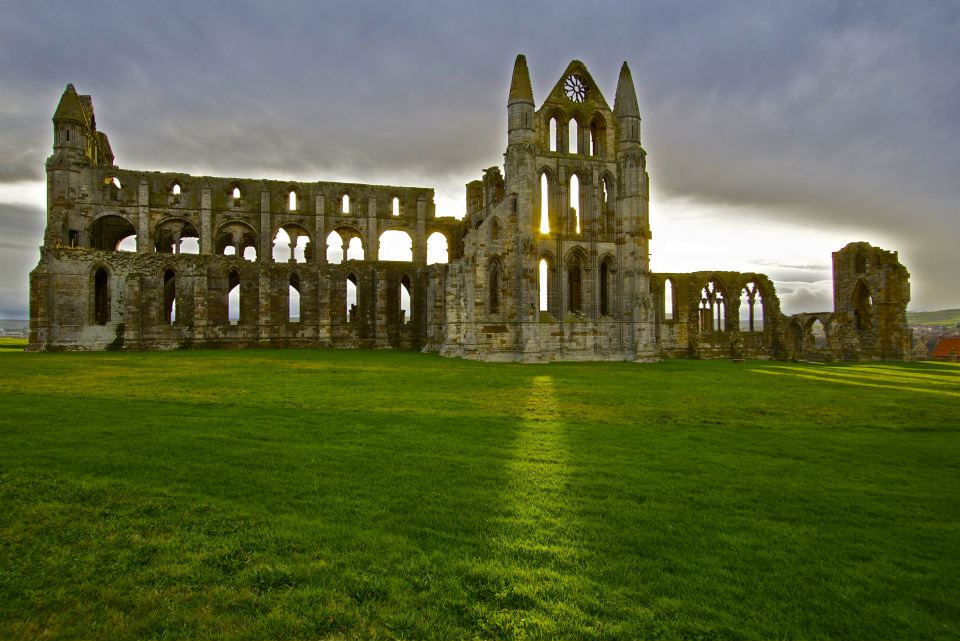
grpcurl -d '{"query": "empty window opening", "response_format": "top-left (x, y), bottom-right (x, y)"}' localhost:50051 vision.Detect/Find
top-left (400, 275), bottom-right (412, 324)
top-left (111, 176), bottom-right (121, 190)
top-left (378, 230), bottom-right (413, 262)
top-left (93, 267), bottom-right (110, 325)
top-left (568, 119), bottom-right (578, 154)
top-left (227, 271), bottom-right (240, 325)
top-left (664, 279), bottom-right (674, 320)
top-left (810, 319), bottom-right (828, 349)
top-left (272, 228), bottom-right (308, 263)
top-left (392, 197), bottom-right (400, 216)
top-left (852, 280), bottom-right (872, 330)
top-left (232, 186), bottom-right (241, 200)
top-left (346, 237), bottom-right (364, 261)
top-left (427, 232), bottom-right (449, 264)
top-left (569, 174), bottom-right (580, 235)
top-left (243, 246), bottom-right (257, 261)
top-left (342, 194), bottom-right (350, 214)
top-left (289, 273), bottom-right (301, 323)
top-left (489, 216), bottom-right (499, 241)
top-left (699, 282), bottom-right (725, 332)
top-left (489, 262), bottom-right (500, 314)
top-left (568, 264), bottom-right (582, 314)
top-left (117, 235), bottom-right (137, 252)
top-left (171, 183), bottom-right (181, 196)
top-left (224, 246), bottom-right (236, 256)
top-left (326, 231), bottom-right (344, 264)
top-left (740, 282), bottom-right (763, 331)
top-left (549, 118), bottom-right (558, 152)
top-left (600, 261), bottom-right (610, 316)
top-left (590, 117), bottom-right (606, 156)
top-left (539, 173), bottom-right (550, 234)
top-left (539, 258), bottom-right (549, 312)
top-left (346, 274), bottom-right (358, 323)
top-left (163, 269), bottom-right (176, 325)
top-left (92, 214), bottom-right (137, 251)
top-left (177, 237), bottom-right (200, 254)
top-left (288, 191), bottom-right (297, 211)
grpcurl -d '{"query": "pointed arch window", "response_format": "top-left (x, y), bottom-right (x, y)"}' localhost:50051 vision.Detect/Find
top-left (289, 273), bottom-right (301, 323)
top-left (539, 173), bottom-right (551, 234)
top-left (549, 117), bottom-right (559, 152)
top-left (568, 119), bottom-right (579, 154)
top-left (163, 269), bottom-right (176, 325)
top-left (488, 261), bottom-right (501, 314)
top-left (288, 190), bottom-right (297, 211)
top-left (569, 174), bottom-right (580, 235)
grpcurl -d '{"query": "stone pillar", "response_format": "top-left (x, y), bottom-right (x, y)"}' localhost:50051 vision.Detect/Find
top-left (137, 179), bottom-right (150, 253)
top-left (367, 197), bottom-right (379, 261)
top-left (260, 191), bottom-right (272, 263)
top-left (200, 187), bottom-right (212, 254)
top-left (315, 194), bottom-right (326, 264)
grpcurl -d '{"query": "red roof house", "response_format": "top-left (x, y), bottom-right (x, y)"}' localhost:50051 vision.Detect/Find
top-left (931, 336), bottom-right (960, 360)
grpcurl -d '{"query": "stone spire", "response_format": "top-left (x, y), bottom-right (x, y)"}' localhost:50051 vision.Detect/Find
top-left (613, 61), bottom-right (640, 119)
top-left (508, 54), bottom-right (534, 105)
top-left (53, 84), bottom-right (88, 125)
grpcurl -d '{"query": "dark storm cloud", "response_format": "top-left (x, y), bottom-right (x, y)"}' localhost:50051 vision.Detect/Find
top-left (0, 0), bottom-right (957, 312)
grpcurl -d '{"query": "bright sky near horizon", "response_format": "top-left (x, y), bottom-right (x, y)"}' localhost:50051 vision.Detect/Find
top-left (0, 1), bottom-right (957, 317)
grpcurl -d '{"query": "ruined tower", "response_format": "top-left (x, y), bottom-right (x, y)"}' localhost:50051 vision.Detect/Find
top-left (440, 56), bottom-right (655, 361)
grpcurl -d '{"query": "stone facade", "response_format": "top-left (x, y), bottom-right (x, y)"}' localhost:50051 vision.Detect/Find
top-left (28, 56), bottom-right (912, 361)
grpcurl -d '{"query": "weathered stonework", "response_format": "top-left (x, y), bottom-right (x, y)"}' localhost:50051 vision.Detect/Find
top-left (29, 56), bottom-right (912, 361)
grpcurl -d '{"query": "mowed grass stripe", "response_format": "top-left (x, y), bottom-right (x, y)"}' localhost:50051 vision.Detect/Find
top-left (0, 350), bottom-right (957, 640)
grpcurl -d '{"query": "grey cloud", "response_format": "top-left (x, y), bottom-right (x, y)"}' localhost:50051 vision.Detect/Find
top-left (0, 0), bottom-right (957, 314)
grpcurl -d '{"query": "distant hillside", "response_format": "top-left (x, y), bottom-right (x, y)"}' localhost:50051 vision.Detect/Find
top-left (907, 309), bottom-right (960, 327)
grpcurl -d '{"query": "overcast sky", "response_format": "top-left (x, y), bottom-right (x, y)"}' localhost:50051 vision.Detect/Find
top-left (1, 0), bottom-right (957, 317)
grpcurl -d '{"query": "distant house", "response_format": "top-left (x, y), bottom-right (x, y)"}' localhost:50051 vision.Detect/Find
top-left (931, 336), bottom-right (960, 361)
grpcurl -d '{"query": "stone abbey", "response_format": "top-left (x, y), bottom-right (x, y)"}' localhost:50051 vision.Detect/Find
top-left (29, 55), bottom-right (912, 361)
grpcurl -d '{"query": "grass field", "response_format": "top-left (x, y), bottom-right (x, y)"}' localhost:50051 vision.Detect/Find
top-left (0, 349), bottom-right (958, 640)
top-left (907, 308), bottom-right (960, 327)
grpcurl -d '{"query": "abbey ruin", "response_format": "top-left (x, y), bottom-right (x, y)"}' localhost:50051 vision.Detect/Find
top-left (29, 56), bottom-right (912, 361)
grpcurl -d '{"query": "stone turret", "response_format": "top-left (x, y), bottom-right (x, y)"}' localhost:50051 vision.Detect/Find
top-left (52, 84), bottom-right (90, 160)
top-left (614, 62), bottom-right (641, 146)
top-left (507, 54), bottom-right (535, 147)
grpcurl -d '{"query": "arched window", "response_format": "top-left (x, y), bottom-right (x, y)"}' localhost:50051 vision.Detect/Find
top-left (289, 273), bottom-right (301, 323)
top-left (93, 267), bottom-right (110, 325)
top-left (342, 194), bottom-right (350, 214)
top-left (600, 261), bottom-right (610, 316)
top-left (399, 275), bottom-right (412, 324)
top-left (539, 258), bottom-right (549, 312)
top-left (568, 119), bottom-right (578, 154)
top-left (163, 269), bottom-right (176, 325)
top-left (852, 280), bottom-right (872, 330)
top-left (810, 318), bottom-right (828, 349)
top-left (489, 216), bottom-right (499, 241)
top-left (378, 230), bottom-right (413, 261)
top-left (590, 116), bottom-right (606, 156)
top-left (569, 174), bottom-right (580, 235)
top-left (346, 237), bottom-right (364, 261)
top-left (326, 231), bottom-right (344, 264)
top-left (664, 279), bottom-right (674, 320)
top-left (243, 246), bottom-right (257, 261)
top-left (568, 262), bottom-right (582, 314)
top-left (288, 190), bottom-right (297, 211)
top-left (117, 235), bottom-right (137, 252)
top-left (392, 197), bottom-right (400, 216)
top-left (489, 261), bottom-right (500, 314)
top-left (427, 232), bottom-right (449, 264)
top-left (549, 117), bottom-right (558, 152)
top-left (539, 173), bottom-right (550, 234)
top-left (699, 281), bottom-right (725, 332)
top-left (227, 271), bottom-right (240, 325)
top-left (171, 182), bottom-right (181, 196)
top-left (273, 227), bottom-right (308, 263)
top-left (346, 273), bottom-right (358, 323)
top-left (740, 282), bottom-right (763, 331)
top-left (232, 186), bottom-right (241, 200)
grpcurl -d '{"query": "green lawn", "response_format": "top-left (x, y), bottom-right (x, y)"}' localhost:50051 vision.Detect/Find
top-left (0, 350), bottom-right (958, 640)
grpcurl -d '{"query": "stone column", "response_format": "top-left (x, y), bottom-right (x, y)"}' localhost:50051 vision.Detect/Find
top-left (315, 194), bottom-right (326, 264)
top-left (200, 187), bottom-right (212, 254)
top-left (260, 191), bottom-right (272, 262)
top-left (137, 179), bottom-right (150, 253)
